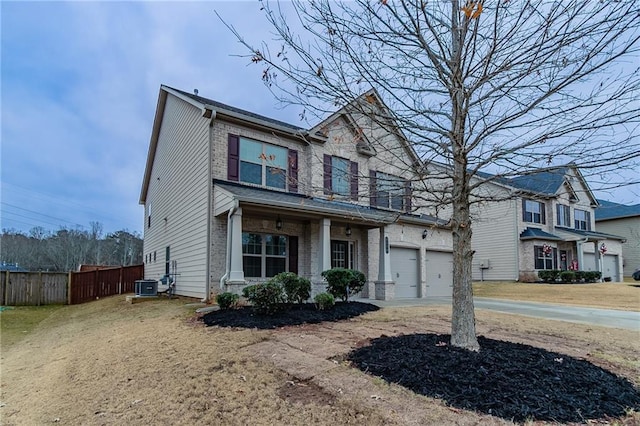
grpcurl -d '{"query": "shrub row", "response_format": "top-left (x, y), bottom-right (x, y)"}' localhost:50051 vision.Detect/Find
top-left (216, 268), bottom-right (366, 314)
top-left (538, 270), bottom-right (602, 283)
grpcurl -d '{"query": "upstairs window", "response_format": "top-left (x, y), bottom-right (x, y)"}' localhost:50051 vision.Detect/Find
top-left (556, 204), bottom-right (571, 227)
top-left (370, 171), bottom-right (411, 212)
top-left (523, 199), bottom-right (545, 224)
top-left (228, 135), bottom-right (298, 193)
top-left (323, 155), bottom-right (358, 200)
top-left (574, 209), bottom-right (591, 231)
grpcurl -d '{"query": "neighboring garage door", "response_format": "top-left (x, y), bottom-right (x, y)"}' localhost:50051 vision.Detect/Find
top-left (391, 248), bottom-right (419, 298)
top-left (425, 251), bottom-right (453, 297)
top-left (602, 255), bottom-right (619, 282)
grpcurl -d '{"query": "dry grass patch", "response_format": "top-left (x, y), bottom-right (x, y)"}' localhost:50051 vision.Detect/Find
top-left (473, 281), bottom-right (640, 311)
top-left (2, 296), bottom-right (638, 425)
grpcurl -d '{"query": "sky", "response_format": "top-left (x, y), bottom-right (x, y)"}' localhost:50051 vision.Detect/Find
top-left (1, 1), bottom-right (638, 236)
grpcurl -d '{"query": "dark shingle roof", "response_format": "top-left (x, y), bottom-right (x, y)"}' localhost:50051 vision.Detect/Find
top-left (595, 200), bottom-right (640, 221)
top-left (519, 227), bottom-right (563, 241)
top-left (213, 180), bottom-right (444, 226)
top-left (508, 167), bottom-right (569, 195)
top-left (169, 87), bottom-right (306, 132)
top-left (555, 227), bottom-right (626, 241)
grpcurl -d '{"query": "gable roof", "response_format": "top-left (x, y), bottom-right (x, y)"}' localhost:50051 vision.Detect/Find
top-left (508, 167), bottom-right (569, 195)
top-left (595, 200), bottom-right (640, 221)
top-left (504, 164), bottom-right (598, 205)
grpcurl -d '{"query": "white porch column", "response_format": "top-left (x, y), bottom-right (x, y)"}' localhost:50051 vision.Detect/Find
top-left (228, 207), bottom-right (245, 283)
top-left (375, 225), bottom-right (394, 300)
top-left (576, 239), bottom-right (585, 271)
top-left (595, 240), bottom-right (603, 281)
top-left (378, 226), bottom-right (392, 282)
top-left (319, 218), bottom-right (332, 274)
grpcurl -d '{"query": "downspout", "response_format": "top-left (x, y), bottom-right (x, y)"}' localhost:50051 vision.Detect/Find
top-left (202, 110), bottom-right (216, 303)
top-left (220, 200), bottom-right (239, 291)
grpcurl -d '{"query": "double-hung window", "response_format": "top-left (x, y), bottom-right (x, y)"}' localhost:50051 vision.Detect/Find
top-left (239, 138), bottom-right (287, 189)
top-left (323, 155), bottom-right (358, 200)
top-left (556, 204), bottom-right (571, 227)
top-left (574, 209), bottom-right (591, 231)
top-left (523, 199), bottom-right (545, 224)
top-left (371, 171), bottom-right (411, 212)
top-left (534, 245), bottom-right (557, 270)
top-left (228, 134), bottom-right (298, 192)
top-left (242, 233), bottom-right (288, 278)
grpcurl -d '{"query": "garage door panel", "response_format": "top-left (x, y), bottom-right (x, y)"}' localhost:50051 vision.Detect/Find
top-left (425, 251), bottom-right (453, 297)
top-left (391, 248), bottom-right (418, 298)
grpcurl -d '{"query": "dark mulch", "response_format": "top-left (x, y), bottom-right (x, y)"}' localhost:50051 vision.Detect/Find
top-left (348, 333), bottom-right (640, 423)
top-left (200, 301), bottom-right (378, 329)
top-left (200, 303), bottom-right (640, 423)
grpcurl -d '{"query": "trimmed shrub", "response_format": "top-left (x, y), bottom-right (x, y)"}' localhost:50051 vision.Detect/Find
top-left (272, 272), bottom-right (311, 304)
top-left (314, 292), bottom-right (335, 310)
top-left (584, 271), bottom-right (602, 282)
top-left (559, 271), bottom-right (576, 283)
top-left (538, 270), bottom-right (561, 282)
top-left (321, 268), bottom-right (366, 301)
top-left (241, 281), bottom-right (286, 315)
top-left (216, 292), bottom-right (239, 310)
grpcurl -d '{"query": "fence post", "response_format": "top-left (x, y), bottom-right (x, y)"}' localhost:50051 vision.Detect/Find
top-left (68, 272), bottom-right (72, 305)
top-left (37, 271), bottom-right (42, 306)
top-left (4, 271), bottom-right (9, 306)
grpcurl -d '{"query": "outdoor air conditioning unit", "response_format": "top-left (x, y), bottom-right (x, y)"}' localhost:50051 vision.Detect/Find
top-left (479, 259), bottom-right (491, 269)
top-left (135, 280), bottom-right (158, 296)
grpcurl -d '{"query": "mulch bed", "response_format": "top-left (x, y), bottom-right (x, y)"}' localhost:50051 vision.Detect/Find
top-left (201, 302), bottom-right (640, 423)
top-left (200, 301), bottom-right (379, 329)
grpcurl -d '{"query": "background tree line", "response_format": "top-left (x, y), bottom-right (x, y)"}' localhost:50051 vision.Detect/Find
top-left (0, 221), bottom-right (143, 272)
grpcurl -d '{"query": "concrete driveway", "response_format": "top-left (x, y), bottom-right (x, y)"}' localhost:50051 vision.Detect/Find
top-left (358, 297), bottom-right (640, 331)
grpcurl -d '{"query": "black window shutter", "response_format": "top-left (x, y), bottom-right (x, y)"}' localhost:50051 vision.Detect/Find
top-left (541, 202), bottom-right (546, 224)
top-left (586, 211), bottom-right (591, 230)
top-left (288, 149), bottom-right (298, 193)
top-left (350, 161), bottom-right (358, 201)
top-left (369, 170), bottom-right (377, 207)
top-left (404, 180), bottom-right (412, 212)
top-left (227, 134), bottom-right (239, 181)
top-left (288, 236), bottom-right (298, 274)
top-left (323, 154), bottom-right (332, 194)
top-left (522, 199), bottom-right (527, 221)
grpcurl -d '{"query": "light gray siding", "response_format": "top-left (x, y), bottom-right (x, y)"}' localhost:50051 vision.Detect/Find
top-left (596, 217), bottom-right (640, 277)
top-left (143, 94), bottom-right (210, 299)
top-left (471, 198), bottom-right (519, 281)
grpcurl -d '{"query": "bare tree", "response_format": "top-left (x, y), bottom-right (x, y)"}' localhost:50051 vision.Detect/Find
top-left (223, 0), bottom-right (640, 350)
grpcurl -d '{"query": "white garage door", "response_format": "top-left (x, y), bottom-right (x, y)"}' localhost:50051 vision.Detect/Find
top-left (582, 254), bottom-right (597, 272)
top-left (425, 251), bottom-right (453, 297)
top-left (391, 248), bottom-right (419, 298)
top-left (603, 255), bottom-right (619, 282)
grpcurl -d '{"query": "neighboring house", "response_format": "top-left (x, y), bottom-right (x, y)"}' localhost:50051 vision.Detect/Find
top-left (0, 263), bottom-right (28, 272)
top-left (140, 85), bottom-right (453, 301)
top-left (595, 200), bottom-right (640, 278)
top-left (471, 166), bottom-right (626, 282)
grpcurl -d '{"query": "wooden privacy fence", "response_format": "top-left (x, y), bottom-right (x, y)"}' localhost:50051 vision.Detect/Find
top-left (0, 271), bottom-right (69, 306)
top-left (0, 265), bottom-right (144, 306)
top-left (70, 265), bottom-right (144, 304)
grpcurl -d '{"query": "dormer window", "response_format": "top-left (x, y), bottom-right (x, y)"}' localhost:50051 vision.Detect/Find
top-left (523, 199), bottom-right (546, 224)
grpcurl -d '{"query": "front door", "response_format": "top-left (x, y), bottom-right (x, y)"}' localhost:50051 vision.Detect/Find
top-left (560, 250), bottom-right (568, 270)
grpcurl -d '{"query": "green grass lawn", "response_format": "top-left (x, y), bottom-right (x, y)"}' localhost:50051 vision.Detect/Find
top-left (1, 304), bottom-right (66, 348)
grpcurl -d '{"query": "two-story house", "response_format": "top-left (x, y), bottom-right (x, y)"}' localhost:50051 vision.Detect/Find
top-left (470, 166), bottom-right (625, 282)
top-left (140, 85), bottom-right (453, 301)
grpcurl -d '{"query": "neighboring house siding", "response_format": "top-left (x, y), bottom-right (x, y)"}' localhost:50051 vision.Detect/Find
top-left (143, 94), bottom-right (210, 299)
top-left (596, 217), bottom-right (640, 277)
top-left (471, 198), bottom-right (519, 281)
